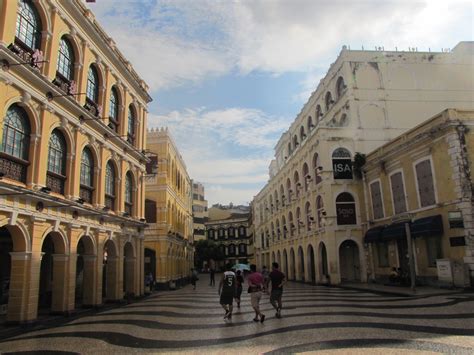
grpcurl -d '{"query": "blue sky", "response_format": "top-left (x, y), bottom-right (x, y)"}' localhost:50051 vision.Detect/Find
top-left (86, 0), bottom-right (473, 205)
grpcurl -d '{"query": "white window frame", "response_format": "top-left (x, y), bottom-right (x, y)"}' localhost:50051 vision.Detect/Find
top-left (412, 155), bottom-right (438, 209)
top-left (388, 168), bottom-right (408, 216)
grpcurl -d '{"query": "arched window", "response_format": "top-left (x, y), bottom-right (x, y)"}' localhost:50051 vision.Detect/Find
top-left (305, 201), bottom-right (313, 231)
top-left (86, 66), bottom-right (99, 103)
top-left (316, 105), bottom-right (322, 122)
top-left (312, 153), bottom-right (322, 184)
top-left (294, 170), bottom-right (301, 196)
top-left (336, 192), bottom-right (357, 225)
top-left (105, 161), bottom-right (116, 210)
top-left (127, 106), bottom-right (136, 145)
top-left (282, 216), bottom-right (287, 238)
top-left (239, 243), bottom-right (246, 254)
top-left (57, 37), bottom-right (74, 81)
top-left (125, 172), bottom-right (133, 215)
top-left (307, 116), bottom-right (314, 131)
top-left (79, 147), bottom-right (94, 203)
top-left (228, 227), bottom-right (235, 237)
top-left (286, 178), bottom-right (292, 203)
top-left (16, 0), bottom-right (42, 50)
top-left (229, 244), bottom-right (235, 255)
top-left (340, 113), bottom-right (349, 127)
top-left (300, 126), bottom-right (306, 141)
top-left (296, 207), bottom-right (302, 232)
top-left (293, 135), bottom-right (299, 149)
top-left (47, 129), bottom-right (67, 194)
top-left (287, 142), bottom-right (291, 157)
top-left (280, 185), bottom-right (285, 207)
top-left (316, 195), bottom-right (324, 228)
top-left (0, 105), bottom-right (30, 182)
top-left (276, 219), bottom-right (281, 239)
top-left (288, 211), bottom-right (294, 236)
top-left (336, 77), bottom-right (346, 99)
top-left (109, 87), bottom-right (119, 132)
top-left (325, 92), bottom-right (333, 111)
top-left (332, 148), bottom-right (353, 179)
top-left (302, 163), bottom-right (310, 191)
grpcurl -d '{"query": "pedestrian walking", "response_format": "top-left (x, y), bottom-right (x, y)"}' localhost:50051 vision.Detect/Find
top-left (218, 263), bottom-right (235, 321)
top-left (209, 268), bottom-right (215, 286)
top-left (247, 264), bottom-right (265, 323)
top-left (268, 262), bottom-right (286, 318)
top-left (234, 270), bottom-right (244, 308)
top-left (191, 268), bottom-right (199, 290)
top-left (262, 265), bottom-right (270, 293)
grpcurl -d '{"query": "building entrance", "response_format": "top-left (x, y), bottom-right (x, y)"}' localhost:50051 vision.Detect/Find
top-left (339, 240), bottom-right (360, 282)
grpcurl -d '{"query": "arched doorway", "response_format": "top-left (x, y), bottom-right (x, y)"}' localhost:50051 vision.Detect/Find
top-left (145, 248), bottom-right (156, 282)
top-left (277, 250), bottom-right (281, 268)
top-left (319, 242), bottom-right (329, 283)
top-left (103, 239), bottom-right (118, 301)
top-left (75, 235), bottom-right (95, 307)
top-left (339, 240), bottom-right (360, 282)
top-left (38, 232), bottom-right (67, 313)
top-left (283, 249), bottom-right (288, 277)
top-left (123, 242), bottom-right (135, 297)
top-left (307, 244), bottom-right (316, 284)
top-left (289, 248), bottom-right (296, 280)
top-left (0, 225), bottom-right (28, 322)
top-left (298, 246), bottom-right (305, 281)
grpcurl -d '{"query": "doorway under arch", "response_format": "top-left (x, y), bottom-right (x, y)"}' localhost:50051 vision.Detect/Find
top-left (318, 242), bottom-right (329, 283)
top-left (298, 246), bottom-right (305, 282)
top-left (307, 244), bottom-right (316, 284)
top-left (289, 248), bottom-right (296, 280)
top-left (75, 235), bottom-right (95, 307)
top-left (339, 240), bottom-right (360, 282)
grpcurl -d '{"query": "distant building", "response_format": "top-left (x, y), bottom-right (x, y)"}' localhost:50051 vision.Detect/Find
top-left (192, 182), bottom-right (208, 242)
top-left (205, 205), bottom-right (253, 268)
top-left (363, 109), bottom-right (474, 287)
top-left (145, 128), bottom-right (193, 289)
top-left (252, 42), bottom-right (474, 285)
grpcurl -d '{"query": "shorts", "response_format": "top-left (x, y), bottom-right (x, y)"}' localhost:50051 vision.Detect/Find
top-left (250, 291), bottom-right (262, 308)
top-left (234, 286), bottom-right (243, 299)
top-left (220, 293), bottom-right (233, 305)
top-left (270, 289), bottom-right (283, 303)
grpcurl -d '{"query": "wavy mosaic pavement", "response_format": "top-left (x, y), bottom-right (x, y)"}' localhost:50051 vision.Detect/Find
top-left (0, 278), bottom-right (473, 354)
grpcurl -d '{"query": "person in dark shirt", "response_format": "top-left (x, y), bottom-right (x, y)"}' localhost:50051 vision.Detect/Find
top-left (218, 263), bottom-right (236, 320)
top-left (268, 262), bottom-right (286, 318)
top-left (234, 270), bottom-right (244, 308)
top-left (209, 268), bottom-right (215, 286)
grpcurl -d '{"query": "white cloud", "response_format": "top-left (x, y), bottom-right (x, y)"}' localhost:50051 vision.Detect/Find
top-left (147, 106), bottom-right (282, 204)
top-left (87, 0), bottom-right (472, 91)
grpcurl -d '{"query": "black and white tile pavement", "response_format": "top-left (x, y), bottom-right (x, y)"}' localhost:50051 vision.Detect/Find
top-left (0, 277), bottom-right (473, 354)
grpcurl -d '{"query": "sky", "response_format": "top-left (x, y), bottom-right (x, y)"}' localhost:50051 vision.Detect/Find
top-left (86, 0), bottom-right (473, 206)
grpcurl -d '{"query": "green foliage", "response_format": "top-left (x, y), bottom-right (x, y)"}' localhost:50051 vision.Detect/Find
top-left (194, 239), bottom-right (225, 267)
top-left (352, 152), bottom-right (366, 179)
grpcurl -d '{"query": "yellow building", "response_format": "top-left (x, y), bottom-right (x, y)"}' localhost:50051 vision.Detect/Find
top-left (192, 181), bottom-right (208, 242)
top-left (205, 205), bottom-right (253, 269)
top-left (144, 128), bottom-right (193, 289)
top-left (363, 109), bottom-right (474, 287)
top-left (0, 0), bottom-right (151, 323)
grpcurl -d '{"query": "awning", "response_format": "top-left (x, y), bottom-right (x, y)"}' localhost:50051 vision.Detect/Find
top-left (411, 214), bottom-right (443, 238)
top-left (381, 222), bottom-right (408, 241)
top-left (364, 226), bottom-right (385, 243)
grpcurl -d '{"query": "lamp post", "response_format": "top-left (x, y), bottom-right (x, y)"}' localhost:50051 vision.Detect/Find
top-left (404, 221), bottom-right (416, 292)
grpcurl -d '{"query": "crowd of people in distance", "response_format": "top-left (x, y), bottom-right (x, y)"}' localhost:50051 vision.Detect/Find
top-left (217, 262), bottom-right (286, 322)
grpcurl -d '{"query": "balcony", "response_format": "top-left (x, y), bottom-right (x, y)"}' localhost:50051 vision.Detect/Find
top-left (46, 172), bottom-right (65, 194)
top-left (84, 98), bottom-right (101, 117)
top-left (79, 185), bottom-right (94, 204)
top-left (0, 154), bottom-right (28, 183)
top-left (105, 194), bottom-right (115, 211)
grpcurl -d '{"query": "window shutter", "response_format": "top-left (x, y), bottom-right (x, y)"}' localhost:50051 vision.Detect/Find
top-left (390, 172), bottom-right (407, 214)
top-left (370, 181), bottom-right (384, 219)
top-left (416, 160), bottom-right (436, 207)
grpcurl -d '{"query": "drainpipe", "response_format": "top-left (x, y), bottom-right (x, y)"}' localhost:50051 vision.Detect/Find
top-left (362, 171), bottom-right (375, 282)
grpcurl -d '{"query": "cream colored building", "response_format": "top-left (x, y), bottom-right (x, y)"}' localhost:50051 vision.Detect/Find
top-left (252, 42), bottom-right (474, 285)
top-left (363, 109), bottom-right (474, 286)
top-left (144, 128), bottom-right (193, 289)
top-left (192, 181), bottom-right (208, 242)
top-left (0, 0), bottom-right (151, 323)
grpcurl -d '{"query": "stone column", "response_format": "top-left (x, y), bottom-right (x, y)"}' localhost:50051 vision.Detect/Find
top-left (105, 256), bottom-right (121, 301)
top-left (82, 255), bottom-right (98, 306)
top-left (51, 254), bottom-right (70, 314)
top-left (7, 252), bottom-right (33, 323)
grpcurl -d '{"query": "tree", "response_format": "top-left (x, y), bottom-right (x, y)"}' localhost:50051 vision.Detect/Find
top-left (194, 240), bottom-right (224, 268)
